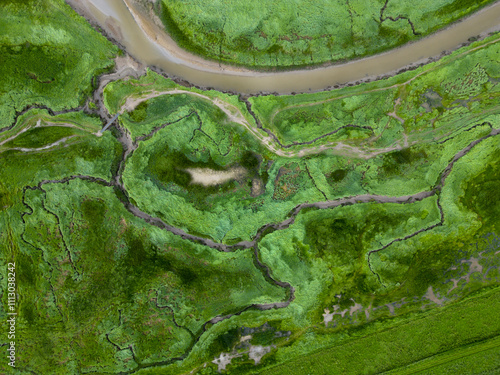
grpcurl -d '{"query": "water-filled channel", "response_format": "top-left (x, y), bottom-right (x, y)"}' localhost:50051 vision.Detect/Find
top-left (68, 0), bottom-right (500, 94)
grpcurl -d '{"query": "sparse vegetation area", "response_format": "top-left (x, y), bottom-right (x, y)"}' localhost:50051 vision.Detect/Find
top-left (259, 288), bottom-right (500, 375)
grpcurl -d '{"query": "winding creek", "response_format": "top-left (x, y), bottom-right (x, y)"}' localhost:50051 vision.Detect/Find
top-left (18, 111), bottom-right (500, 372)
top-left (68, 0), bottom-right (500, 93)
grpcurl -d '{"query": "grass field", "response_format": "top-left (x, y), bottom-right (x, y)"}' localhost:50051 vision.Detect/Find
top-left (382, 334), bottom-right (500, 375)
top-left (258, 287), bottom-right (500, 375)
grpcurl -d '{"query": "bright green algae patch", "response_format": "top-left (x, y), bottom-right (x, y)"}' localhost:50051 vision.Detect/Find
top-left (154, 0), bottom-right (493, 69)
top-left (0, 0), bottom-right (117, 127)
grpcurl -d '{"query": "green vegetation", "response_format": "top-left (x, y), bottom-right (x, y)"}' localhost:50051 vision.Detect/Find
top-left (153, 0), bottom-right (493, 68)
top-left (0, 0), bottom-right (117, 127)
top-left (100, 35), bottom-right (500, 245)
top-left (0, 1), bottom-right (499, 373)
top-left (122, 100), bottom-right (320, 242)
top-left (383, 334), bottom-right (500, 375)
top-left (5, 179), bottom-right (284, 372)
top-left (92, 33), bottom-right (500, 374)
top-left (0, 105), bottom-right (289, 373)
top-left (249, 32), bottom-right (499, 153)
top-left (2, 126), bottom-right (78, 149)
top-left (259, 287), bottom-right (500, 375)
top-left (0, 111), bottom-right (120, 186)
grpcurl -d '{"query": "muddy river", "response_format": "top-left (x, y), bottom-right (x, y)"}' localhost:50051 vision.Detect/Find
top-left (68, 0), bottom-right (500, 94)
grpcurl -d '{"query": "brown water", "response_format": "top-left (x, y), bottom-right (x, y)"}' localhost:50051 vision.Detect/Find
top-left (69, 0), bottom-right (500, 94)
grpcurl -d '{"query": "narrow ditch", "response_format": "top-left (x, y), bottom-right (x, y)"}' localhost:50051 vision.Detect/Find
top-left (380, 0), bottom-right (421, 36)
top-left (0, 104), bottom-right (85, 135)
top-left (241, 96), bottom-right (374, 150)
top-left (367, 127), bottom-right (500, 285)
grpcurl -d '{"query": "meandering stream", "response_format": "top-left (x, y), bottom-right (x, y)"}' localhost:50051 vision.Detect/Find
top-left (68, 0), bottom-right (500, 93)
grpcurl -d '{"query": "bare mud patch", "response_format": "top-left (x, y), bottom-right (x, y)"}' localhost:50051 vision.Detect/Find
top-left (186, 166), bottom-right (246, 186)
